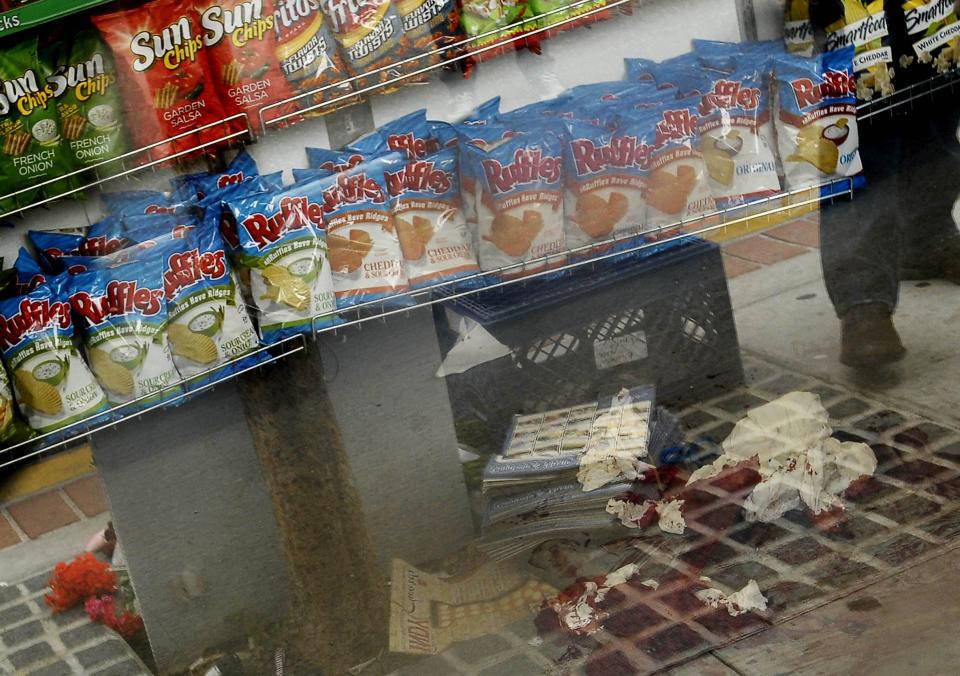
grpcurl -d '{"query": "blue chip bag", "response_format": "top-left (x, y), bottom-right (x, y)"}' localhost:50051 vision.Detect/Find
top-left (561, 114), bottom-right (657, 251)
top-left (12, 248), bottom-right (47, 295)
top-left (282, 154), bottom-right (409, 308)
top-left (67, 259), bottom-right (182, 412)
top-left (171, 150), bottom-right (261, 201)
top-left (0, 279), bottom-right (110, 433)
top-left (391, 147), bottom-right (480, 288)
top-left (644, 101), bottom-right (718, 232)
top-left (374, 109), bottom-right (446, 160)
top-left (460, 125), bottom-right (567, 277)
top-left (101, 190), bottom-right (195, 216)
top-left (305, 147), bottom-right (366, 174)
top-left (227, 183), bottom-right (338, 343)
top-left (158, 223), bottom-right (261, 386)
top-left (687, 63), bottom-right (782, 207)
top-left (773, 47), bottom-right (862, 190)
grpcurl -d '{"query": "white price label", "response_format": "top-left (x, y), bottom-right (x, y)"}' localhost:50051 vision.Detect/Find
top-left (593, 331), bottom-right (648, 370)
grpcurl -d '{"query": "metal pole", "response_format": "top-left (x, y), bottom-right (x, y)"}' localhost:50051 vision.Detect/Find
top-left (736, 0), bottom-right (759, 42)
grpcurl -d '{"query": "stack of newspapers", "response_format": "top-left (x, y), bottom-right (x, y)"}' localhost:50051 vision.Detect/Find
top-left (478, 386), bottom-right (683, 560)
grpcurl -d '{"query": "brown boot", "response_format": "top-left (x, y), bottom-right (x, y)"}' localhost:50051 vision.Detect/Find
top-left (840, 303), bottom-right (906, 368)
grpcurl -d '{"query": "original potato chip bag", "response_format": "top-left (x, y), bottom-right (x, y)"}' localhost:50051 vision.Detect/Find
top-left (158, 222), bottom-right (260, 384)
top-left (272, 0), bottom-right (356, 117)
top-left (688, 63), bottom-right (782, 208)
top-left (0, 362), bottom-right (35, 448)
top-left (461, 125), bottom-right (567, 277)
top-left (321, 0), bottom-right (405, 92)
top-left (784, 0), bottom-right (815, 56)
top-left (302, 154), bottom-right (410, 305)
top-left (903, 0), bottom-right (960, 75)
top-left (43, 28), bottom-right (128, 172)
top-left (228, 182), bottom-right (337, 341)
top-left (561, 115), bottom-right (653, 251)
top-left (774, 47), bottom-right (863, 190)
top-left (643, 102), bottom-right (717, 232)
top-left (195, 0), bottom-right (302, 134)
top-left (91, 0), bottom-right (236, 163)
top-left (67, 259), bottom-right (182, 411)
top-left (0, 280), bottom-right (110, 433)
top-left (0, 38), bottom-right (78, 213)
top-left (824, 0), bottom-right (896, 99)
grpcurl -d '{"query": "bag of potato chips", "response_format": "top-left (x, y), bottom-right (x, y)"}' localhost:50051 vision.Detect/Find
top-left (321, 0), bottom-right (405, 93)
top-left (12, 249), bottom-right (47, 296)
top-left (460, 125), bottom-right (567, 277)
top-left (774, 47), bottom-right (863, 190)
top-left (643, 101), bottom-right (717, 232)
top-left (0, 362), bottom-right (35, 448)
top-left (228, 181), bottom-right (338, 341)
top-left (784, 0), bottom-right (815, 56)
top-left (67, 259), bottom-right (182, 412)
top-left (0, 279), bottom-right (111, 433)
top-left (157, 222), bottom-right (261, 385)
top-left (560, 115), bottom-right (654, 252)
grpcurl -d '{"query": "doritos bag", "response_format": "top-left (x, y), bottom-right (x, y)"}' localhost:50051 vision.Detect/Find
top-left (228, 182), bottom-right (338, 341)
top-left (321, 0), bottom-right (406, 93)
top-left (460, 125), bottom-right (567, 277)
top-left (195, 0), bottom-right (302, 134)
top-left (67, 259), bottom-right (183, 411)
top-left (272, 0), bottom-right (356, 118)
top-left (0, 279), bottom-right (111, 433)
top-left (92, 0), bottom-right (237, 163)
top-left (823, 0), bottom-right (896, 99)
top-left (644, 102), bottom-right (718, 233)
top-left (903, 0), bottom-right (960, 75)
top-left (774, 47), bottom-right (863, 190)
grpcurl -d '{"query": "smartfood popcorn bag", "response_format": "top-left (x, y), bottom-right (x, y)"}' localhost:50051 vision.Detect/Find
top-left (823, 0), bottom-right (896, 99)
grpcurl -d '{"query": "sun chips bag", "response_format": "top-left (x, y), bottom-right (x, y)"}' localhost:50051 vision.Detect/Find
top-left (67, 259), bottom-right (182, 411)
top-left (0, 280), bottom-right (110, 433)
top-left (228, 182), bottom-right (338, 341)
top-left (92, 0), bottom-right (236, 162)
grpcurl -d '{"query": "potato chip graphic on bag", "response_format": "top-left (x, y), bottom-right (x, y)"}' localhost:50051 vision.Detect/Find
top-left (260, 265), bottom-right (312, 312)
top-left (573, 192), bottom-right (629, 239)
top-left (788, 121), bottom-right (844, 174)
top-left (396, 215), bottom-right (435, 261)
top-left (484, 210), bottom-right (545, 258)
top-left (646, 166), bottom-right (698, 215)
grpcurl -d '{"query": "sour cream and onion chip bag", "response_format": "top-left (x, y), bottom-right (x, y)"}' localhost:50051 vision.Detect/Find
top-left (774, 47), bottom-right (863, 190)
top-left (228, 183), bottom-right (337, 342)
top-left (0, 281), bottom-right (110, 433)
top-left (67, 260), bottom-right (182, 410)
top-left (158, 223), bottom-right (260, 386)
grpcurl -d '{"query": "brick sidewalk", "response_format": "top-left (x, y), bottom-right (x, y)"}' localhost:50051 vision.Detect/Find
top-left (720, 212), bottom-right (820, 279)
top-left (1, 474), bottom-right (109, 553)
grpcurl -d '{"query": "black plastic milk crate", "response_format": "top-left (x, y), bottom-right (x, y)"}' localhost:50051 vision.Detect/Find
top-left (436, 239), bottom-right (744, 453)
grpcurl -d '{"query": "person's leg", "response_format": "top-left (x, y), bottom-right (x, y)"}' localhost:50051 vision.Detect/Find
top-left (819, 115), bottom-right (906, 367)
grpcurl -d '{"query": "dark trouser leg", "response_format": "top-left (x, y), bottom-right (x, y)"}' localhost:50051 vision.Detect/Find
top-left (820, 115), bottom-right (903, 318)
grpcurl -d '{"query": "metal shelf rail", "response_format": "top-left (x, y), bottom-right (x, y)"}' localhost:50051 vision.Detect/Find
top-left (0, 177), bottom-right (855, 469)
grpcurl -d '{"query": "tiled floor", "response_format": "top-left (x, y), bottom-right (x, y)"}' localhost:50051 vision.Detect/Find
top-left (395, 352), bottom-right (960, 675)
top-left (720, 213), bottom-right (821, 279)
top-left (0, 474), bottom-right (108, 553)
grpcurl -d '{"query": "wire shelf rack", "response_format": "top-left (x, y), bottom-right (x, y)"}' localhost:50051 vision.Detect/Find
top-left (857, 69), bottom-right (960, 121)
top-left (0, 177), bottom-right (854, 470)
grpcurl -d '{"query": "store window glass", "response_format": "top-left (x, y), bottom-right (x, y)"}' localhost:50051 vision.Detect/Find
top-left (0, 0), bottom-right (957, 674)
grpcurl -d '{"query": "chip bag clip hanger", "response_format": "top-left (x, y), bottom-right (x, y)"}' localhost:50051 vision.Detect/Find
top-left (0, 114), bottom-right (253, 222)
top-left (259, 0), bottom-right (635, 129)
top-left (306, 176), bottom-right (857, 337)
top-left (0, 333), bottom-right (307, 472)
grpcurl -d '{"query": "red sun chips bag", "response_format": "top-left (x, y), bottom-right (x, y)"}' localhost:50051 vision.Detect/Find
top-left (195, 0), bottom-right (302, 134)
top-left (92, 0), bottom-right (238, 163)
